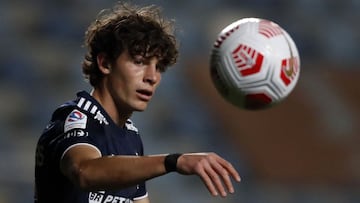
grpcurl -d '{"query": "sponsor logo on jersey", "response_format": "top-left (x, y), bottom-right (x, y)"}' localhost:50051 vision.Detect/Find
top-left (64, 110), bottom-right (87, 132)
top-left (88, 191), bottom-right (132, 203)
top-left (64, 129), bottom-right (88, 139)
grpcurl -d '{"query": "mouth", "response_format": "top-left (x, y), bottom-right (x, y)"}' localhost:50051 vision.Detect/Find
top-left (136, 89), bottom-right (153, 101)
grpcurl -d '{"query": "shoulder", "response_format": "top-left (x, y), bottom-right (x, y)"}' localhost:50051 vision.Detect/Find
top-left (44, 91), bottom-right (106, 135)
top-left (53, 91), bottom-right (110, 130)
top-left (50, 100), bottom-right (92, 133)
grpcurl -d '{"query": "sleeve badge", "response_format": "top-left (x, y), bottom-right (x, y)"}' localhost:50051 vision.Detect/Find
top-left (64, 109), bottom-right (88, 132)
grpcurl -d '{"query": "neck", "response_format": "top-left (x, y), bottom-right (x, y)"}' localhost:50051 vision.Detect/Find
top-left (90, 88), bottom-right (132, 127)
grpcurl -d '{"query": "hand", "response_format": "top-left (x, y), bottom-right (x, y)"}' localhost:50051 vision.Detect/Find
top-left (176, 152), bottom-right (241, 197)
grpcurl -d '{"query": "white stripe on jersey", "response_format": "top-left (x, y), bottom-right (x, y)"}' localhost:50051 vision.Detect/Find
top-left (83, 101), bottom-right (92, 111)
top-left (76, 96), bottom-right (137, 131)
top-left (77, 97), bottom-right (109, 125)
top-left (77, 97), bottom-right (86, 108)
top-left (90, 105), bottom-right (98, 114)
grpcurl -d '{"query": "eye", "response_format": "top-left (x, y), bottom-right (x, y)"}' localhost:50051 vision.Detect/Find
top-left (133, 57), bottom-right (144, 65)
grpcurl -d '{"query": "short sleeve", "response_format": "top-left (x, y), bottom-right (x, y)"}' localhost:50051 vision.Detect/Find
top-left (53, 109), bottom-right (101, 162)
top-left (133, 182), bottom-right (148, 201)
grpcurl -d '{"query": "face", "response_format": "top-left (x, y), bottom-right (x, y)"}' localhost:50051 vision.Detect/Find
top-left (106, 51), bottom-right (162, 114)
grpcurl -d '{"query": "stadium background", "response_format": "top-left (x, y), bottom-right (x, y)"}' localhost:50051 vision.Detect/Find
top-left (0, 0), bottom-right (359, 202)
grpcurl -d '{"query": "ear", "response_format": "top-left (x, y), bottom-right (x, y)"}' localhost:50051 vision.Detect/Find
top-left (97, 53), bottom-right (112, 74)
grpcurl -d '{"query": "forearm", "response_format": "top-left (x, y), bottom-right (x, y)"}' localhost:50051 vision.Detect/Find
top-left (61, 145), bottom-right (240, 197)
top-left (67, 155), bottom-right (167, 191)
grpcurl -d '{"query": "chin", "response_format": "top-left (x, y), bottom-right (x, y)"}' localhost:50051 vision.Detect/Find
top-left (134, 108), bottom-right (146, 112)
top-left (132, 102), bottom-right (148, 112)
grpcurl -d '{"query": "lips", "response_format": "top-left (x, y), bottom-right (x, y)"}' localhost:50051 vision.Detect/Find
top-left (136, 89), bottom-right (153, 101)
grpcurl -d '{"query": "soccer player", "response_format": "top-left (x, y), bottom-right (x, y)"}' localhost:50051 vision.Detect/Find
top-left (34, 2), bottom-right (241, 203)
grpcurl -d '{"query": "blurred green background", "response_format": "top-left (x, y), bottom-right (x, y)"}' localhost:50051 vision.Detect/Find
top-left (0, 0), bottom-right (359, 202)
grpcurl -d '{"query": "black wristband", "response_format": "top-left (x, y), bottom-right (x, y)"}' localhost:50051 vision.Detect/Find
top-left (164, 153), bottom-right (182, 173)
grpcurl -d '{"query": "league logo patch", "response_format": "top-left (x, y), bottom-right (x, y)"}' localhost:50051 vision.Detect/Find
top-left (64, 109), bottom-right (87, 132)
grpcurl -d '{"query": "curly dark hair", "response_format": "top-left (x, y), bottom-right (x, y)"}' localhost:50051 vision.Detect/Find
top-left (82, 2), bottom-right (179, 87)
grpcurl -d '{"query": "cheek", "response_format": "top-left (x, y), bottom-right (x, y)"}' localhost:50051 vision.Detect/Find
top-left (107, 72), bottom-right (128, 94)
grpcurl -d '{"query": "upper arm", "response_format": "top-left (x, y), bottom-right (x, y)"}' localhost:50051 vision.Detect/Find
top-left (60, 143), bottom-right (101, 187)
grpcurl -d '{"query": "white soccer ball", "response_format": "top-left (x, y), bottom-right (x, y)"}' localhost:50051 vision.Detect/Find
top-left (210, 18), bottom-right (300, 110)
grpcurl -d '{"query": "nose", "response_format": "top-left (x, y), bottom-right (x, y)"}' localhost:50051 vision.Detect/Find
top-left (144, 63), bottom-right (160, 85)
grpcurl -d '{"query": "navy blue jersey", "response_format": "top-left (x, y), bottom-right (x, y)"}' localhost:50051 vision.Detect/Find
top-left (35, 91), bottom-right (147, 203)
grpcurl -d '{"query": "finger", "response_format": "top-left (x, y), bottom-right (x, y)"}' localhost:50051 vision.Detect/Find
top-left (204, 164), bottom-right (228, 197)
top-left (198, 167), bottom-right (219, 196)
top-left (216, 167), bottom-right (234, 194)
top-left (210, 157), bottom-right (241, 195)
top-left (217, 158), bottom-right (241, 182)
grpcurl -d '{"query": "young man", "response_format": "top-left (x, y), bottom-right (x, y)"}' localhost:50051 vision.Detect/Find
top-left (35, 3), bottom-right (240, 203)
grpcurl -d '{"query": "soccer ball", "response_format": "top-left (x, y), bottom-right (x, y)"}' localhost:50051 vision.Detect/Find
top-left (210, 18), bottom-right (300, 110)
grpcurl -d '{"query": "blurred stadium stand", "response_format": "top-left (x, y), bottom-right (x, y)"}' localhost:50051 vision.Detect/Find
top-left (0, 0), bottom-right (359, 202)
